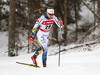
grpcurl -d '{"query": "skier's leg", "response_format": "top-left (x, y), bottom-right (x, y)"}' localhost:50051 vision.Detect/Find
top-left (42, 38), bottom-right (48, 67)
top-left (33, 39), bottom-right (43, 57)
top-left (42, 46), bottom-right (48, 67)
top-left (31, 39), bottom-right (43, 65)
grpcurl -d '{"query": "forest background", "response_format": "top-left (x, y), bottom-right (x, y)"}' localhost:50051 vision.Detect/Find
top-left (0, 0), bottom-right (100, 56)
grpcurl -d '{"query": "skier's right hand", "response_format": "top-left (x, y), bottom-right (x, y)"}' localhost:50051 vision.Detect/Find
top-left (29, 36), bottom-right (34, 44)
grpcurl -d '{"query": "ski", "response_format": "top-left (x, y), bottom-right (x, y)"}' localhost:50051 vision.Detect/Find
top-left (16, 61), bottom-right (40, 68)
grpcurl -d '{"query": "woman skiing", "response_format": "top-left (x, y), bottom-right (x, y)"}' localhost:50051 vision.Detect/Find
top-left (29, 7), bottom-right (63, 67)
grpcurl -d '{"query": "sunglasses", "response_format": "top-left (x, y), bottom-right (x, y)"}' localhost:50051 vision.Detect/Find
top-left (49, 14), bottom-right (54, 16)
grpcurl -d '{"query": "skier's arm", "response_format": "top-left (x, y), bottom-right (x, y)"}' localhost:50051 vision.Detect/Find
top-left (29, 17), bottom-right (42, 43)
top-left (31, 20), bottom-right (40, 38)
top-left (31, 16), bottom-right (42, 38)
top-left (54, 16), bottom-right (63, 28)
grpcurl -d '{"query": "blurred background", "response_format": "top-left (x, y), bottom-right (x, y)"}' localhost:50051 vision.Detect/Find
top-left (0, 0), bottom-right (100, 56)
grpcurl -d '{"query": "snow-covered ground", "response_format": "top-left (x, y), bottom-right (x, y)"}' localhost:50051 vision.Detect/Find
top-left (0, 32), bottom-right (100, 75)
top-left (0, 45), bottom-right (100, 75)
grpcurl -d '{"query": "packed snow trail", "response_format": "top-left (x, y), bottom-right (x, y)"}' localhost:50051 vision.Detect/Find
top-left (0, 48), bottom-right (100, 75)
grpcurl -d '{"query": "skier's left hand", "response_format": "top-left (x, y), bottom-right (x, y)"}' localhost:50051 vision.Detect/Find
top-left (59, 21), bottom-right (63, 26)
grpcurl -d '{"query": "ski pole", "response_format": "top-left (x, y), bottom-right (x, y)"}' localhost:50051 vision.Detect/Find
top-left (58, 27), bottom-right (61, 66)
top-left (58, 21), bottom-right (63, 66)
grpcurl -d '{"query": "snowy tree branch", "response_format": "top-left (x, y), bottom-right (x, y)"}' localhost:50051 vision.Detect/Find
top-left (81, 0), bottom-right (100, 20)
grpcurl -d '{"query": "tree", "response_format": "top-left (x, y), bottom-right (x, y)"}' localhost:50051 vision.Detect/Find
top-left (74, 0), bottom-right (79, 41)
top-left (97, 0), bottom-right (100, 23)
top-left (0, 0), bottom-right (2, 28)
top-left (8, 0), bottom-right (16, 56)
top-left (27, 0), bottom-right (34, 53)
top-left (0, 0), bottom-right (2, 20)
top-left (81, 0), bottom-right (100, 19)
top-left (50, 0), bottom-right (58, 44)
top-left (63, 0), bottom-right (67, 45)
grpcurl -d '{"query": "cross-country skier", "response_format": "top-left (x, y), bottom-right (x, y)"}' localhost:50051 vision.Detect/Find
top-left (29, 7), bottom-right (63, 67)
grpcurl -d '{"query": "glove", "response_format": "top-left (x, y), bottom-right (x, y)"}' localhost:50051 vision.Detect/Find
top-left (59, 21), bottom-right (63, 25)
top-left (29, 36), bottom-right (34, 44)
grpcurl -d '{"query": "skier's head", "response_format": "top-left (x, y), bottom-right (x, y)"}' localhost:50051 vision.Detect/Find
top-left (47, 7), bottom-right (54, 14)
top-left (47, 7), bottom-right (54, 19)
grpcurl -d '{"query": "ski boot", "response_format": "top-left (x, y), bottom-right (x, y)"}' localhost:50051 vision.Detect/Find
top-left (31, 56), bottom-right (37, 66)
top-left (43, 64), bottom-right (46, 67)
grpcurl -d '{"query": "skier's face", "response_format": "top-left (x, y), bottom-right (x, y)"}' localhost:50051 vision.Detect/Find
top-left (47, 13), bottom-right (54, 19)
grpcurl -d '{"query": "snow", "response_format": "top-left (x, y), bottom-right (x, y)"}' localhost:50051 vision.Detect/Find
top-left (80, 5), bottom-right (94, 24)
top-left (0, 1), bottom-right (100, 75)
top-left (0, 47), bottom-right (100, 75)
top-left (0, 32), bottom-right (100, 75)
